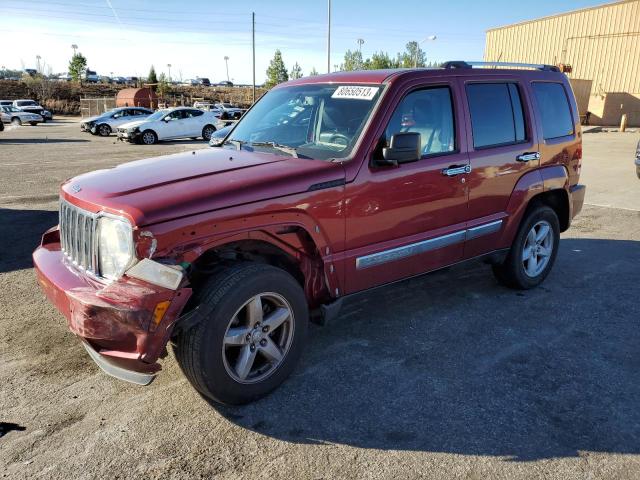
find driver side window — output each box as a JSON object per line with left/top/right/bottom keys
{"left": 384, "top": 87, "right": 455, "bottom": 157}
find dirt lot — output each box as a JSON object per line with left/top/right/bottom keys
{"left": 1, "top": 120, "right": 639, "bottom": 479}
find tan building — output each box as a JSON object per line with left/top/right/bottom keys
{"left": 484, "top": 0, "right": 640, "bottom": 126}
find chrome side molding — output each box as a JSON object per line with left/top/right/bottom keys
{"left": 356, "top": 219, "right": 503, "bottom": 270}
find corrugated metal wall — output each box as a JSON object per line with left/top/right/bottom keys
{"left": 485, "top": 0, "right": 640, "bottom": 94}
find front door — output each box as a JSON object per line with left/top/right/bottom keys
{"left": 343, "top": 81, "right": 470, "bottom": 294}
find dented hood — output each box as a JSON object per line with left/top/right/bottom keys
{"left": 61, "top": 147, "right": 345, "bottom": 226}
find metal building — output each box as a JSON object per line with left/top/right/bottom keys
{"left": 484, "top": 0, "right": 640, "bottom": 125}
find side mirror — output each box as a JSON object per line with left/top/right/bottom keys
{"left": 379, "top": 132, "right": 421, "bottom": 165}
{"left": 163, "top": 117, "right": 171, "bottom": 122}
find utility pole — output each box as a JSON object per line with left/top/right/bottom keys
{"left": 224, "top": 56, "right": 230, "bottom": 82}
{"left": 252, "top": 12, "right": 256, "bottom": 103}
{"left": 357, "top": 38, "right": 364, "bottom": 69}
{"left": 327, "top": 0, "right": 331, "bottom": 73}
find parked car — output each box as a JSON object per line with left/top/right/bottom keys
{"left": 208, "top": 124, "right": 233, "bottom": 146}
{"left": 12, "top": 99, "right": 53, "bottom": 121}
{"left": 215, "top": 102, "right": 243, "bottom": 119}
{"left": 126, "top": 76, "right": 139, "bottom": 85}
{"left": 635, "top": 138, "right": 640, "bottom": 178}
{"left": 217, "top": 80, "right": 233, "bottom": 87}
{"left": 57, "top": 73, "right": 72, "bottom": 82}
{"left": 116, "top": 107, "right": 218, "bottom": 144}
{"left": 80, "top": 107, "right": 153, "bottom": 136}
{"left": 113, "top": 76, "right": 127, "bottom": 84}
{"left": 0, "top": 100, "right": 13, "bottom": 107}
{"left": 196, "top": 77, "right": 211, "bottom": 87}
{"left": 33, "top": 61, "right": 586, "bottom": 405}
{"left": 192, "top": 101, "right": 220, "bottom": 114}
{"left": 1, "top": 105, "right": 43, "bottom": 125}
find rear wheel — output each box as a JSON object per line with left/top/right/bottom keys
{"left": 492, "top": 205, "right": 560, "bottom": 289}
{"left": 174, "top": 263, "right": 308, "bottom": 405}
{"left": 202, "top": 124, "right": 216, "bottom": 141}
{"left": 29, "top": 121, "right": 38, "bottom": 126}
{"left": 11, "top": 117, "right": 21, "bottom": 126}
{"left": 141, "top": 129, "right": 157, "bottom": 145}
{"left": 98, "top": 123, "right": 111, "bottom": 136}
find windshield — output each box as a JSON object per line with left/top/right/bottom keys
{"left": 2, "top": 106, "right": 20, "bottom": 112}
{"left": 225, "top": 83, "right": 383, "bottom": 160}
{"left": 144, "top": 110, "right": 169, "bottom": 121}
{"left": 17, "top": 101, "right": 38, "bottom": 106}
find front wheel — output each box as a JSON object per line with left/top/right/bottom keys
{"left": 202, "top": 124, "right": 216, "bottom": 141}
{"left": 492, "top": 205, "right": 560, "bottom": 289}
{"left": 11, "top": 117, "right": 21, "bottom": 126}
{"left": 174, "top": 263, "right": 308, "bottom": 405}
{"left": 97, "top": 123, "right": 111, "bottom": 136}
{"left": 140, "top": 129, "right": 157, "bottom": 145}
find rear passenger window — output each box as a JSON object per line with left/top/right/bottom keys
{"left": 466, "top": 83, "right": 526, "bottom": 149}
{"left": 384, "top": 86, "right": 456, "bottom": 156}
{"left": 532, "top": 82, "right": 574, "bottom": 140}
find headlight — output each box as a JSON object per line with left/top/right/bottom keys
{"left": 97, "top": 215, "right": 135, "bottom": 280}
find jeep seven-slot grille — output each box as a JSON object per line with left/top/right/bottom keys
{"left": 59, "top": 199, "right": 99, "bottom": 274}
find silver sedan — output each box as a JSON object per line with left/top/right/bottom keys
{"left": 0, "top": 106, "right": 43, "bottom": 125}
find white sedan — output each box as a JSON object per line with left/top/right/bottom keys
{"left": 116, "top": 107, "right": 219, "bottom": 144}
{"left": 80, "top": 107, "right": 153, "bottom": 136}
{"left": 0, "top": 106, "right": 43, "bottom": 126}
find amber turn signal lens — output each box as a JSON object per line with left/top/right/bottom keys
{"left": 152, "top": 301, "right": 171, "bottom": 326}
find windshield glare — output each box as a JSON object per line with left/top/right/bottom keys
{"left": 145, "top": 110, "right": 169, "bottom": 122}
{"left": 226, "top": 84, "right": 383, "bottom": 160}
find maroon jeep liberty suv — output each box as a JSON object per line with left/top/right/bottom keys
{"left": 34, "top": 61, "right": 585, "bottom": 404}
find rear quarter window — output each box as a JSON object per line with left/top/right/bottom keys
{"left": 532, "top": 82, "right": 574, "bottom": 140}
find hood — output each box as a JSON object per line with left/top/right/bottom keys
{"left": 118, "top": 119, "right": 147, "bottom": 129}
{"left": 82, "top": 114, "right": 104, "bottom": 123}
{"left": 61, "top": 148, "right": 345, "bottom": 226}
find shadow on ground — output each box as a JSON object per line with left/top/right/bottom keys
{"left": 0, "top": 138, "right": 90, "bottom": 145}
{"left": 214, "top": 238, "right": 640, "bottom": 461}
{"left": 0, "top": 208, "right": 58, "bottom": 273}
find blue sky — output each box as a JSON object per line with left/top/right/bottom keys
{"left": 0, "top": 0, "right": 611, "bottom": 83}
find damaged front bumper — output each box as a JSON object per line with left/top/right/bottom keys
{"left": 33, "top": 227, "right": 192, "bottom": 385}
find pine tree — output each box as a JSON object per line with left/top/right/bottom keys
{"left": 148, "top": 65, "right": 158, "bottom": 90}
{"left": 309, "top": 67, "right": 319, "bottom": 76}
{"left": 289, "top": 62, "right": 303, "bottom": 80}
{"left": 265, "top": 50, "right": 289, "bottom": 88}
{"left": 68, "top": 53, "right": 87, "bottom": 84}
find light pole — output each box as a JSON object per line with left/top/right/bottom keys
{"left": 357, "top": 38, "right": 364, "bottom": 69}
{"left": 414, "top": 35, "right": 436, "bottom": 68}
{"left": 71, "top": 44, "right": 78, "bottom": 56}
{"left": 36, "top": 55, "right": 41, "bottom": 74}
{"left": 224, "top": 56, "right": 229, "bottom": 81}
{"left": 327, "top": 0, "right": 331, "bottom": 73}
{"left": 167, "top": 63, "right": 172, "bottom": 82}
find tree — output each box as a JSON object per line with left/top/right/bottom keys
{"left": 341, "top": 49, "right": 364, "bottom": 71}
{"left": 365, "top": 51, "right": 399, "bottom": 70}
{"left": 309, "top": 67, "right": 319, "bottom": 76}
{"left": 265, "top": 49, "right": 288, "bottom": 88}
{"left": 289, "top": 62, "right": 303, "bottom": 80}
{"left": 157, "top": 72, "right": 169, "bottom": 98}
{"left": 399, "top": 41, "right": 427, "bottom": 68}
{"left": 147, "top": 65, "right": 158, "bottom": 89}
{"left": 68, "top": 52, "right": 87, "bottom": 84}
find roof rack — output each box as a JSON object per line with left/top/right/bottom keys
{"left": 442, "top": 61, "right": 560, "bottom": 72}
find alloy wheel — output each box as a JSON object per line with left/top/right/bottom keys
{"left": 522, "top": 220, "right": 553, "bottom": 277}
{"left": 221, "top": 292, "right": 294, "bottom": 384}
{"left": 142, "top": 131, "right": 155, "bottom": 144}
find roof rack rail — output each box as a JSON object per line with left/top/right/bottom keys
{"left": 442, "top": 61, "right": 560, "bottom": 72}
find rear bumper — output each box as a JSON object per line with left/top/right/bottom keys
{"left": 569, "top": 184, "right": 586, "bottom": 219}
{"left": 33, "top": 227, "right": 192, "bottom": 384}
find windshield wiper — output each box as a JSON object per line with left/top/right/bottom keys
{"left": 223, "top": 138, "right": 245, "bottom": 150}
{"left": 249, "top": 141, "right": 299, "bottom": 158}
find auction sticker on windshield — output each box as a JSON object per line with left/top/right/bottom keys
{"left": 332, "top": 86, "right": 379, "bottom": 100}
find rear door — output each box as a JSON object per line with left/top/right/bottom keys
{"left": 183, "top": 109, "right": 205, "bottom": 137}
{"left": 460, "top": 77, "right": 540, "bottom": 258}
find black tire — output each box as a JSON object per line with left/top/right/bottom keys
{"left": 140, "top": 129, "right": 157, "bottom": 145}
{"left": 0, "top": 121, "right": 4, "bottom": 132}
{"left": 11, "top": 117, "right": 21, "bottom": 126}
{"left": 29, "top": 121, "right": 38, "bottom": 126}
{"left": 202, "top": 124, "right": 216, "bottom": 141}
{"left": 97, "top": 123, "right": 111, "bottom": 136}
{"left": 492, "top": 205, "right": 560, "bottom": 289}
{"left": 174, "top": 263, "right": 308, "bottom": 405}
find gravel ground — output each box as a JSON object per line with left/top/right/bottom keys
{"left": 1, "top": 120, "right": 639, "bottom": 479}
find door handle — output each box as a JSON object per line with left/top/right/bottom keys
{"left": 516, "top": 152, "right": 541, "bottom": 162}
{"left": 442, "top": 164, "right": 471, "bottom": 176}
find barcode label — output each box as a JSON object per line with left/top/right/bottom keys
{"left": 331, "top": 86, "right": 379, "bottom": 100}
